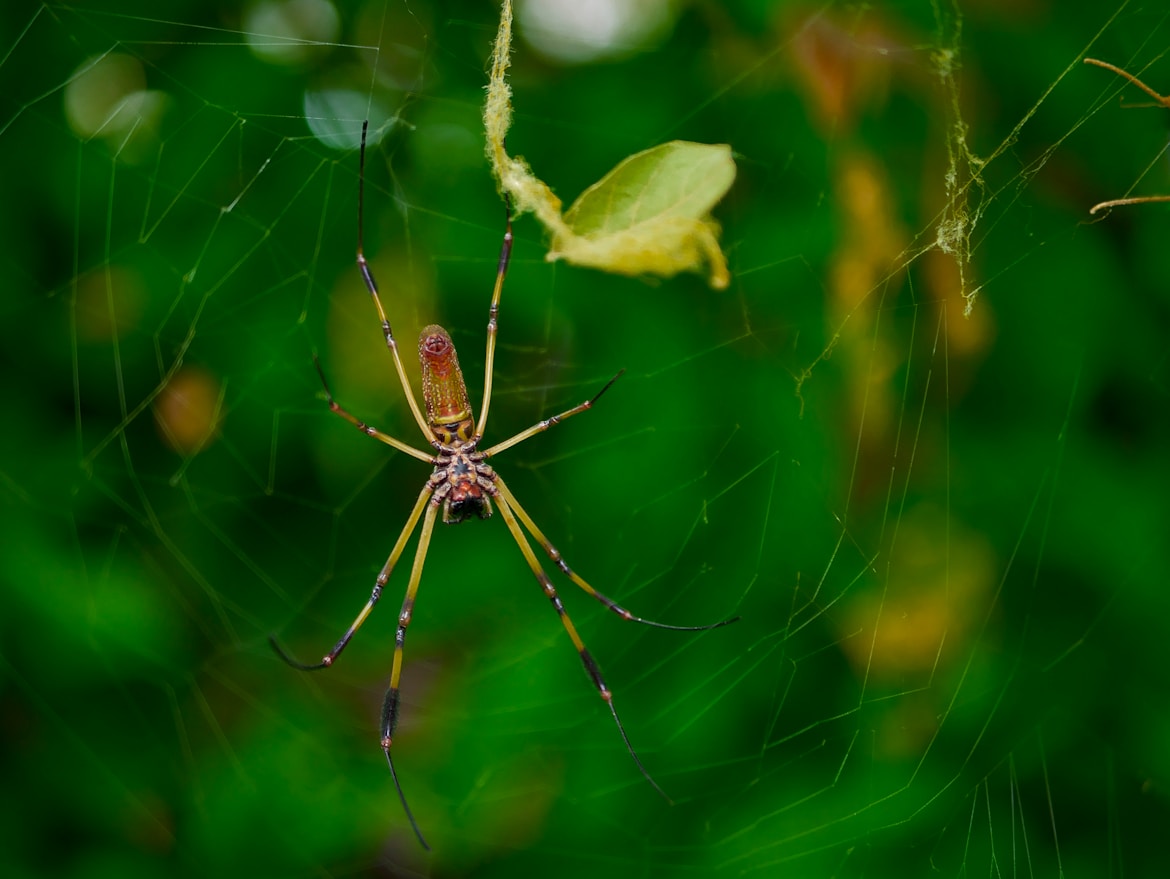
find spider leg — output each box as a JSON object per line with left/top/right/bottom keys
{"left": 481, "top": 369, "right": 625, "bottom": 459}
{"left": 493, "top": 477, "right": 739, "bottom": 631}
{"left": 269, "top": 485, "right": 434, "bottom": 670}
{"left": 474, "top": 199, "right": 514, "bottom": 442}
{"left": 313, "top": 355, "right": 435, "bottom": 464}
{"left": 380, "top": 499, "right": 439, "bottom": 851}
{"left": 356, "top": 120, "right": 438, "bottom": 448}
{"left": 493, "top": 487, "right": 672, "bottom": 804}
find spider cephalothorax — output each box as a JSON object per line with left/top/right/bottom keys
{"left": 429, "top": 445, "right": 495, "bottom": 524}
{"left": 270, "top": 120, "right": 738, "bottom": 851}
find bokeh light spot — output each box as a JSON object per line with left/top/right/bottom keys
{"left": 64, "top": 53, "right": 169, "bottom": 162}
{"left": 518, "top": 0, "right": 674, "bottom": 64}
{"left": 74, "top": 266, "right": 147, "bottom": 343}
{"left": 245, "top": 0, "right": 340, "bottom": 67}
{"left": 154, "top": 365, "right": 224, "bottom": 456}
{"left": 303, "top": 88, "right": 395, "bottom": 150}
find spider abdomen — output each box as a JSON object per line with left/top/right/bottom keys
{"left": 419, "top": 325, "right": 475, "bottom": 445}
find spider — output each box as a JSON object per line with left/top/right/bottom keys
{"left": 271, "top": 121, "right": 739, "bottom": 850}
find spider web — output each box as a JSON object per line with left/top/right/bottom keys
{"left": 2, "top": 0, "right": 1169, "bottom": 876}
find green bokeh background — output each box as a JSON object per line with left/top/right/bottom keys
{"left": 3, "top": 1, "right": 1169, "bottom": 877}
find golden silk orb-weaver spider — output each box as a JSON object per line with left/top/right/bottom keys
{"left": 270, "top": 122, "right": 740, "bottom": 850}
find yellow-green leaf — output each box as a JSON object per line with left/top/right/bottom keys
{"left": 553, "top": 141, "right": 734, "bottom": 289}
{"left": 483, "top": 0, "right": 735, "bottom": 289}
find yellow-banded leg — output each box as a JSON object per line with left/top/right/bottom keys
{"left": 474, "top": 201, "right": 514, "bottom": 442}
{"left": 269, "top": 486, "right": 434, "bottom": 671}
{"left": 493, "top": 478, "right": 739, "bottom": 631}
{"left": 312, "top": 356, "right": 435, "bottom": 464}
{"left": 354, "top": 120, "right": 436, "bottom": 448}
{"left": 482, "top": 369, "right": 625, "bottom": 459}
{"left": 492, "top": 478, "right": 672, "bottom": 803}
{"left": 378, "top": 500, "right": 440, "bottom": 851}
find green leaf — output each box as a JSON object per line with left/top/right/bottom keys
{"left": 552, "top": 141, "right": 735, "bottom": 289}
{"left": 484, "top": 0, "right": 735, "bottom": 288}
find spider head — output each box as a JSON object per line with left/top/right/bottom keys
{"left": 444, "top": 495, "right": 492, "bottom": 525}
{"left": 442, "top": 482, "right": 493, "bottom": 524}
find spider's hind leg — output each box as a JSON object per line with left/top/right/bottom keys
{"left": 491, "top": 480, "right": 674, "bottom": 803}
{"left": 492, "top": 477, "right": 740, "bottom": 632}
